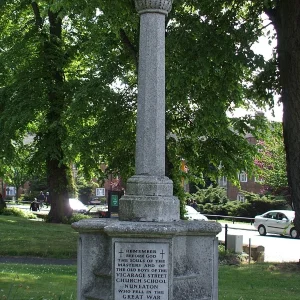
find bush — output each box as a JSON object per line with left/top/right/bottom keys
{"left": 62, "top": 213, "right": 92, "bottom": 224}
{"left": 189, "top": 188, "right": 288, "bottom": 218}
{"left": 188, "top": 185, "right": 229, "bottom": 205}
{"left": 22, "top": 194, "right": 36, "bottom": 203}
{"left": 0, "top": 207, "right": 37, "bottom": 219}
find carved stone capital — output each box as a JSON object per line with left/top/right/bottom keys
{"left": 135, "top": 0, "right": 173, "bottom": 15}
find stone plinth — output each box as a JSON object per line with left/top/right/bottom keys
{"left": 72, "top": 219, "right": 222, "bottom": 300}
{"left": 119, "top": 176, "right": 179, "bottom": 222}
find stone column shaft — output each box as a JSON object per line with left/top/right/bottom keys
{"left": 119, "top": 0, "right": 179, "bottom": 222}
{"left": 136, "top": 13, "right": 166, "bottom": 176}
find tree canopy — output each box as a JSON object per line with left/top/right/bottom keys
{"left": 255, "top": 122, "right": 288, "bottom": 200}
{"left": 1, "top": 1, "right": 297, "bottom": 225}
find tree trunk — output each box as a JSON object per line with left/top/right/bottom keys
{"left": 47, "top": 158, "right": 72, "bottom": 222}
{"left": 44, "top": 9, "right": 72, "bottom": 222}
{"left": 267, "top": 1, "right": 300, "bottom": 233}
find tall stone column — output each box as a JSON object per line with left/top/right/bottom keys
{"left": 72, "top": 2, "right": 222, "bottom": 299}
{"left": 119, "top": 0, "right": 180, "bottom": 222}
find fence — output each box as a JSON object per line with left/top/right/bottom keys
{"left": 205, "top": 214, "right": 254, "bottom": 224}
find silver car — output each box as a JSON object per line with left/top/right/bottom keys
{"left": 69, "top": 198, "right": 88, "bottom": 214}
{"left": 185, "top": 205, "right": 208, "bottom": 221}
{"left": 254, "top": 210, "right": 299, "bottom": 239}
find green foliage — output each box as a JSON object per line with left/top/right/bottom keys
{"left": 0, "top": 0, "right": 281, "bottom": 220}
{"left": 255, "top": 122, "right": 288, "bottom": 196}
{"left": 0, "top": 208, "right": 37, "bottom": 219}
{"left": 21, "top": 194, "right": 36, "bottom": 203}
{"left": 188, "top": 185, "right": 229, "bottom": 205}
{"left": 76, "top": 176, "right": 98, "bottom": 204}
{"left": 62, "top": 213, "right": 92, "bottom": 224}
{"left": 188, "top": 186, "right": 287, "bottom": 217}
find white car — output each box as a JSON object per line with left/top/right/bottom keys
{"left": 69, "top": 198, "right": 88, "bottom": 214}
{"left": 254, "top": 210, "right": 299, "bottom": 238}
{"left": 185, "top": 205, "right": 208, "bottom": 221}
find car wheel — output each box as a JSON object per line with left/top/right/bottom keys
{"left": 290, "top": 228, "right": 299, "bottom": 239}
{"left": 258, "top": 225, "right": 266, "bottom": 236}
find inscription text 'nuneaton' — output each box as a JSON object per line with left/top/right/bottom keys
{"left": 115, "top": 242, "right": 169, "bottom": 300}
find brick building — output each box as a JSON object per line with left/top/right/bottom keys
{"left": 218, "top": 133, "right": 263, "bottom": 201}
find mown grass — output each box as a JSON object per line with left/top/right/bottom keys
{"left": 0, "top": 215, "right": 78, "bottom": 258}
{"left": 1, "top": 262, "right": 300, "bottom": 300}
{"left": 0, "top": 263, "right": 76, "bottom": 300}
{"left": 219, "top": 263, "right": 300, "bottom": 299}
{"left": 1, "top": 214, "right": 300, "bottom": 300}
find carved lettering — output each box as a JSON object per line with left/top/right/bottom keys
{"left": 115, "top": 243, "right": 169, "bottom": 300}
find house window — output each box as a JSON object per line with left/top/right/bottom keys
{"left": 239, "top": 171, "right": 247, "bottom": 182}
{"left": 218, "top": 176, "right": 227, "bottom": 187}
{"left": 237, "top": 194, "right": 245, "bottom": 202}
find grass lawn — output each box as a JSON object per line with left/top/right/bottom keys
{"left": 1, "top": 262, "right": 300, "bottom": 300}
{"left": 0, "top": 215, "right": 78, "bottom": 258}
{"left": 0, "top": 263, "right": 76, "bottom": 300}
{"left": 1, "top": 214, "right": 300, "bottom": 299}
{"left": 219, "top": 263, "right": 300, "bottom": 300}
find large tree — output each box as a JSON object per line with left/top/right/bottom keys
{"left": 0, "top": 1, "right": 138, "bottom": 221}
{"left": 2, "top": 0, "right": 294, "bottom": 225}
{"left": 68, "top": 0, "right": 269, "bottom": 186}
{"left": 0, "top": 1, "right": 75, "bottom": 222}
{"left": 260, "top": 1, "right": 300, "bottom": 232}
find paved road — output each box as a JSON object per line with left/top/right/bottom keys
{"left": 218, "top": 222, "right": 300, "bottom": 262}
{"left": 4, "top": 207, "right": 299, "bottom": 263}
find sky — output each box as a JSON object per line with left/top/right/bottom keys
{"left": 227, "top": 20, "right": 283, "bottom": 122}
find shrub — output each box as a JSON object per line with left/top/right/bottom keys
{"left": 0, "top": 207, "right": 37, "bottom": 219}
{"left": 188, "top": 185, "right": 229, "bottom": 205}
{"left": 1, "top": 207, "right": 27, "bottom": 217}
{"left": 62, "top": 213, "right": 92, "bottom": 224}
{"left": 189, "top": 187, "right": 288, "bottom": 218}
{"left": 22, "top": 194, "right": 36, "bottom": 203}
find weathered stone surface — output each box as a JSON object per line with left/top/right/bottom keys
{"left": 119, "top": 195, "right": 179, "bottom": 222}
{"left": 135, "top": 12, "right": 166, "bottom": 177}
{"left": 72, "top": 219, "right": 222, "bottom": 300}
{"left": 135, "top": 0, "right": 173, "bottom": 14}
{"left": 125, "top": 176, "right": 173, "bottom": 196}
{"left": 119, "top": 7, "right": 180, "bottom": 222}
{"left": 73, "top": 1, "right": 220, "bottom": 299}
{"left": 72, "top": 218, "right": 222, "bottom": 236}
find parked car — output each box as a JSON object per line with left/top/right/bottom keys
{"left": 69, "top": 198, "right": 88, "bottom": 214}
{"left": 254, "top": 210, "right": 299, "bottom": 238}
{"left": 185, "top": 205, "right": 208, "bottom": 221}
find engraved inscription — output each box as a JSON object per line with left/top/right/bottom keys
{"left": 115, "top": 242, "right": 169, "bottom": 300}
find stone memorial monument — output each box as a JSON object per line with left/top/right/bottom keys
{"left": 72, "top": 1, "right": 222, "bottom": 299}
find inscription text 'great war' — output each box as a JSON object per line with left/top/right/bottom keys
{"left": 114, "top": 242, "right": 169, "bottom": 300}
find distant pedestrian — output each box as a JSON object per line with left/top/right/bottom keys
{"left": 45, "top": 192, "right": 51, "bottom": 208}
{"left": 30, "top": 198, "right": 40, "bottom": 211}
{"left": 37, "top": 191, "right": 45, "bottom": 208}
{"left": 192, "top": 200, "right": 198, "bottom": 209}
